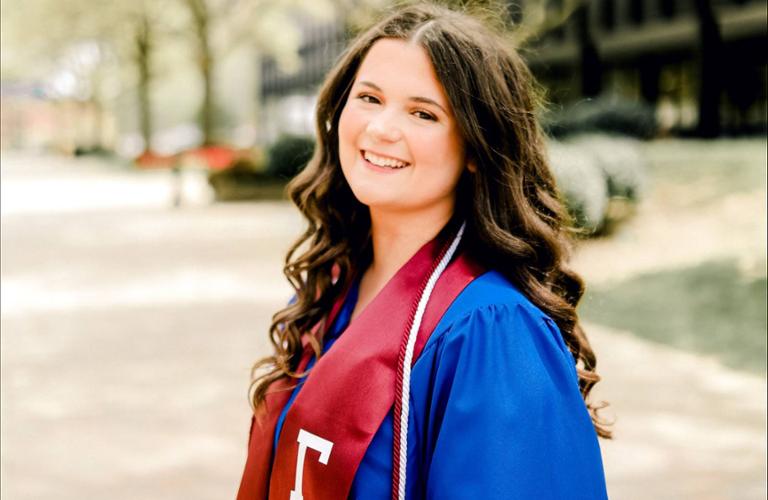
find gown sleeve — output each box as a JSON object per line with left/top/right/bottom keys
{"left": 423, "top": 303, "right": 608, "bottom": 500}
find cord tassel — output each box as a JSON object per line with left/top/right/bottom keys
{"left": 391, "top": 222, "right": 466, "bottom": 500}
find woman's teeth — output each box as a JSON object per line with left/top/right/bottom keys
{"left": 363, "top": 151, "right": 409, "bottom": 169}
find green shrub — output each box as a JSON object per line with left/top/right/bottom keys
{"left": 265, "top": 135, "right": 315, "bottom": 180}
{"left": 207, "top": 156, "right": 263, "bottom": 188}
{"left": 544, "top": 96, "right": 658, "bottom": 140}
{"left": 567, "top": 134, "right": 647, "bottom": 201}
{"left": 547, "top": 140, "right": 609, "bottom": 234}
{"left": 207, "top": 155, "right": 286, "bottom": 201}
{"left": 547, "top": 134, "right": 647, "bottom": 234}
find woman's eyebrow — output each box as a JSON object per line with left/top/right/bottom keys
{"left": 357, "top": 80, "right": 448, "bottom": 115}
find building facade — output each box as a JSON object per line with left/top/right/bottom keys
{"left": 531, "top": 0, "right": 767, "bottom": 135}
{"left": 257, "top": 0, "right": 767, "bottom": 142}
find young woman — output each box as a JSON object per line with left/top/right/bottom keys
{"left": 238, "top": 3, "right": 610, "bottom": 499}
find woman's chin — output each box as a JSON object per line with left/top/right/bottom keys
{"left": 351, "top": 193, "right": 399, "bottom": 210}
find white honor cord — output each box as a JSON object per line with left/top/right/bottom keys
{"left": 396, "top": 222, "right": 466, "bottom": 500}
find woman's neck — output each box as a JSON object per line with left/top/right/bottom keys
{"left": 369, "top": 213, "right": 450, "bottom": 281}
{"left": 350, "top": 205, "right": 454, "bottom": 322}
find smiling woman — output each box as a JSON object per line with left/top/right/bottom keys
{"left": 238, "top": 3, "right": 610, "bottom": 500}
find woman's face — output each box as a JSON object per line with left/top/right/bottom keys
{"left": 337, "top": 38, "right": 469, "bottom": 218}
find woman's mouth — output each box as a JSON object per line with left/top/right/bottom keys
{"left": 361, "top": 150, "right": 411, "bottom": 172}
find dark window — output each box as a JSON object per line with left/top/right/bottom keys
{"left": 629, "top": 0, "right": 645, "bottom": 24}
{"left": 659, "top": 0, "right": 676, "bottom": 18}
{"left": 711, "top": 0, "right": 748, "bottom": 5}
{"left": 600, "top": 0, "right": 616, "bottom": 30}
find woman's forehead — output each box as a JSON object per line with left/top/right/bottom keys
{"left": 353, "top": 38, "right": 450, "bottom": 109}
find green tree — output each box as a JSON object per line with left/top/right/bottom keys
{"left": 1, "top": 0, "right": 182, "bottom": 154}
{"left": 177, "top": 0, "right": 334, "bottom": 145}
{"left": 335, "top": 0, "right": 585, "bottom": 47}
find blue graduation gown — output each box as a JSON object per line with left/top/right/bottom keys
{"left": 275, "top": 270, "right": 608, "bottom": 499}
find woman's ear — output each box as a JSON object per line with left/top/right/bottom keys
{"left": 467, "top": 160, "right": 477, "bottom": 174}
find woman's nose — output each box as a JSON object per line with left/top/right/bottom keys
{"left": 365, "top": 112, "right": 402, "bottom": 142}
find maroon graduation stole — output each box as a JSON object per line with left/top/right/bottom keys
{"left": 237, "top": 226, "right": 484, "bottom": 500}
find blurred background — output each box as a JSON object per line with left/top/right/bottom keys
{"left": 1, "top": 0, "right": 765, "bottom": 499}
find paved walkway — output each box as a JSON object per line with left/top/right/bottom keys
{"left": 1, "top": 153, "right": 765, "bottom": 499}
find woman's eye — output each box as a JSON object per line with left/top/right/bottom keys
{"left": 414, "top": 110, "right": 437, "bottom": 121}
{"left": 358, "top": 94, "right": 380, "bottom": 104}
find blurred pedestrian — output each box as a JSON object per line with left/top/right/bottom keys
{"left": 238, "top": 3, "right": 609, "bottom": 499}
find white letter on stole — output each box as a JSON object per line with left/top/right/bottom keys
{"left": 290, "top": 429, "right": 334, "bottom": 500}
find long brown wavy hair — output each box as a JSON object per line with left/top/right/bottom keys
{"left": 250, "top": 2, "right": 611, "bottom": 438}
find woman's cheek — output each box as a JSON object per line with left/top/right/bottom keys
{"left": 337, "top": 110, "right": 357, "bottom": 169}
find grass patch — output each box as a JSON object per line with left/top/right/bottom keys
{"left": 580, "top": 258, "right": 767, "bottom": 374}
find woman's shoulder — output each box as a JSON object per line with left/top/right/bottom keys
{"left": 441, "top": 269, "right": 539, "bottom": 318}
{"left": 424, "top": 269, "right": 573, "bottom": 368}
{"left": 434, "top": 269, "right": 562, "bottom": 339}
